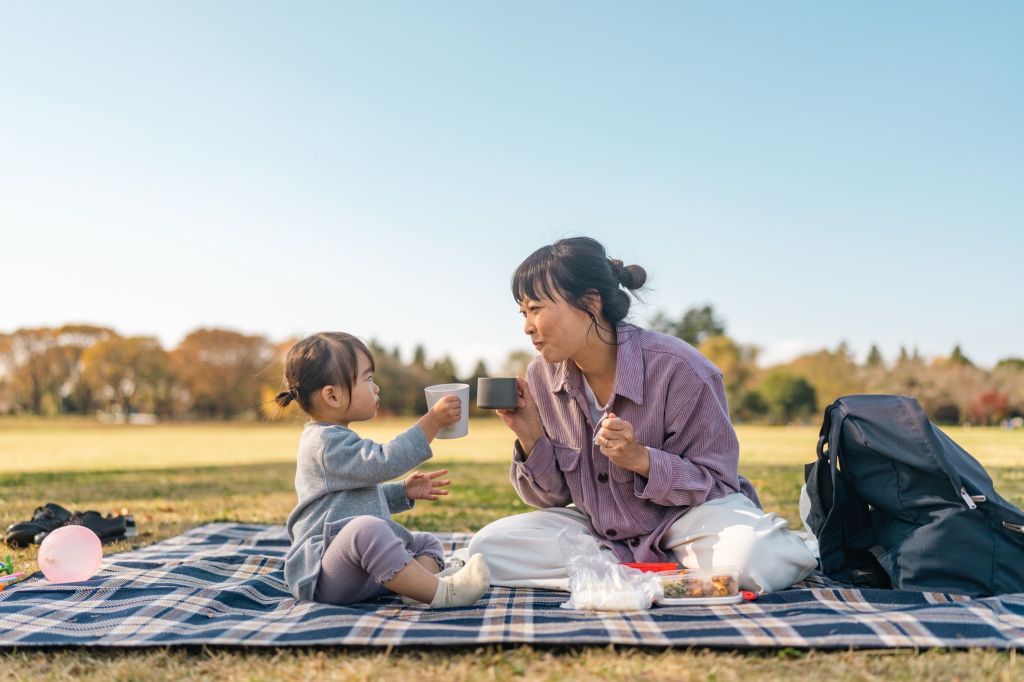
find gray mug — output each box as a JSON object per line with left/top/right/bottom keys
{"left": 476, "top": 377, "right": 519, "bottom": 410}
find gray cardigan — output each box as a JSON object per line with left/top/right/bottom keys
{"left": 284, "top": 420, "right": 432, "bottom": 601}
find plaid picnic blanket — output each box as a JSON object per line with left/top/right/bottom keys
{"left": 2, "top": 523, "right": 1023, "bottom": 649}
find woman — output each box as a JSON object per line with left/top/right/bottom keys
{"left": 467, "top": 236, "right": 816, "bottom": 592}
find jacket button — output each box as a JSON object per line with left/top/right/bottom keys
{"left": 597, "top": 472, "right": 609, "bottom": 483}
{"left": 606, "top": 529, "right": 617, "bottom": 537}
{"left": 629, "top": 537, "right": 640, "bottom": 547}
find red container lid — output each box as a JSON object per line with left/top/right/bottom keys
{"left": 621, "top": 562, "right": 679, "bottom": 572}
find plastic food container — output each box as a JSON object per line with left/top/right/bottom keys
{"left": 655, "top": 566, "right": 742, "bottom": 606}
{"left": 621, "top": 562, "right": 679, "bottom": 573}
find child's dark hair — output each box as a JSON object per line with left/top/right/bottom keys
{"left": 274, "top": 332, "right": 375, "bottom": 413}
{"left": 512, "top": 236, "right": 647, "bottom": 330}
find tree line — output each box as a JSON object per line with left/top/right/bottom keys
{"left": 650, "top": 305, "right": 1024, "bottom": 425}
{"left": 1, "top": 310, "right": 1021, "bottom": 426}
{"left": 0, "top": 325, "right": 526, "bottom": 422}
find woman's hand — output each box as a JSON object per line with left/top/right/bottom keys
{"left": 496, "top": 376, "right": 544, "bottom": 456}
{"left": 404, "top": 469, "right": 451, "bottom": 501}
{"left": 596, "top": 412, "right": 650, "bottom": 477}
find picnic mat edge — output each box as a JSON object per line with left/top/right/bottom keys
{"left": 2, "top": 522, "right": 1023, "bottom": 650}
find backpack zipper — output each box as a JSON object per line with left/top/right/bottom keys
{"left": 960, "top": 487, "right": 977, "bottom": 509}
{"left": 1003, "top": 521, "right": 1024, "bottom": 534}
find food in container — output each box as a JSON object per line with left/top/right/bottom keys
{"left": 655, "top": 566, "right": 742, "bottom": 605}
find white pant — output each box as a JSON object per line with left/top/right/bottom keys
{"left": 467, "top": 493, "right": 818, "bottom": 593}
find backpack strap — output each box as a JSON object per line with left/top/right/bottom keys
{"left": 817, "top": 398, "right": 839, "bottom": 460}
{"left": 806, "top": 399, "right": 857, "bottom": 577}
{"left": 804, "top": 401, "right": 841, "bottom": 538}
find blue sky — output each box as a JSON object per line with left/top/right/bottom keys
{"left": 2, "top": 2, "right": 1021, "bottom": 374}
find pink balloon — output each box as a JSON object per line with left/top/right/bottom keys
{"left": 37, "top": 525, "right": 103, "bottom": 583}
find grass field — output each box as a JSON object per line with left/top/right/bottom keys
{"left": 2, "top": 418, "right": 1022, "bottom": 680}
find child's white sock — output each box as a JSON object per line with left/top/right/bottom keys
{"left": 429, "top": 553, "right": 490, "bottom": 608}
{"left": 399, "top": 557, "right": 466, "bottom": 605}
{"left": 436, "top": 561, "right": 463, "bottom": 578}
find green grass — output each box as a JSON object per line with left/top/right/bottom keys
{"left": 5, "top": 418, "right": 1021, "bottom": 472}
{"left": 1, "top": 418, "right": 1022, "bottom": 680}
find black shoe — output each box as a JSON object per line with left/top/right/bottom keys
{"left": 62, "top": 511, "right": 128, "bottom": 544}
{"left": 5, "top": 503, "right": 73, "bottom": 547}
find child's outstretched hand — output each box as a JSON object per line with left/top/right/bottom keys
{"left": 405, "top": 469, "right": 451, "bottom": 501}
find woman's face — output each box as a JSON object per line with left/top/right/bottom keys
{"left": 519, "top": 292, "right": 596, "bottom": 364}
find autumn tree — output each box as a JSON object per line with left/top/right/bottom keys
{"left": 778, "top": 344, "right": 863, "bottom": 411}
{"left": 929, "top": 350, "right": 987, "bottom": 425}
{"left": 991, "top": 359, "right": 1024, "bottom": 419}
{"left": 970, "top": 390, "right": 1011, "bottom": 425}
{"left": 0, "top": 328, "right": 77, "bottom": 414}
{"left": 80, "top": 336, "right": 176, "bottom": 417}
{"left": 58, "top": 324, "right": 118, "bottom": 413}
{"left": 697, "top": 335, "right": 759, "bottom": 418}
{"left": 171, "top": 328, "right": 274, "bottom": 419}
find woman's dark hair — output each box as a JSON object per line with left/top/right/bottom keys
{"left": 274, "top": 332, "right": 375, "bottom": 413}
{"left": 512, "top": 236, "right": 647, "bottom": 333}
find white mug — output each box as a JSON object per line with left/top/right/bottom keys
{"left": 424, "top": 383, "right": 470, "bottom": 439}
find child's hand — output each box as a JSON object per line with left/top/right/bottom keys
{"left": 405, "top": 469, "right": 451, "bottom": 501}
{"left": 428, "top": 395, "right": 462, "bottom": 428}
{"left": 416, "top": 395, "right": 462, "bottom": 441}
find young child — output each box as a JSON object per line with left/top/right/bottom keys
{"left": 276, "top": 332, "right": 490, "bottom": 608}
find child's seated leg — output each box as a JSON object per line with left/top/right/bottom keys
{"left": 314, "top": 515, "right": 419, "bottom": 605}
{"left": 315, "top": 515, "right": 490, "bottom": 607}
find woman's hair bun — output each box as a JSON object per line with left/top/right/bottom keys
{"left": 608, "top": 258, "right": 647, "bottom": 290}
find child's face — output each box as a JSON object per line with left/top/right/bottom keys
{"left": 315, "top": 351, "right": 380, "bottom": 425}
{"left": 342, "top": 351, "right": 380, "bottom": 423}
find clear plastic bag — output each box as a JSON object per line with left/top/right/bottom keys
{"left": 557, "top": 526, "right": 663, "bottom": 611}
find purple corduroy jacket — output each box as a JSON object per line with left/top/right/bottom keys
{"left": 511, "top": 323, "right": 761, "bottom": 562}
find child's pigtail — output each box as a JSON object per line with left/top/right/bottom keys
{"left": 275, "top": 387, "right": 299, "bottom": 408}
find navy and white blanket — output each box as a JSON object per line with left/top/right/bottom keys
{"left": 2, "top": 523, "right": 1023, "bottom": 649}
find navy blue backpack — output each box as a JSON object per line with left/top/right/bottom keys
{"left": 804, "top": 394, "right": 1024, "bottom": 597}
